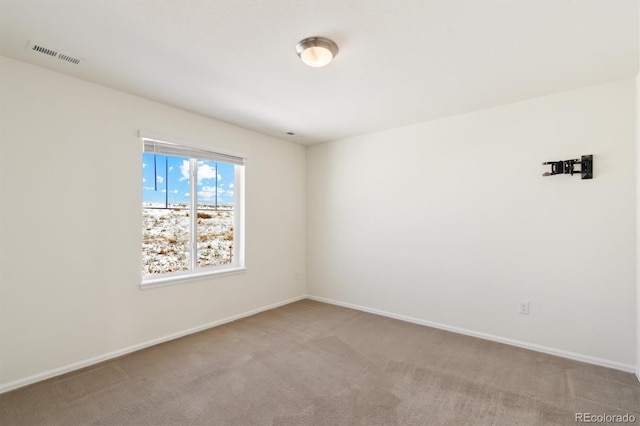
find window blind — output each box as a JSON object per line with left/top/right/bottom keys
{"left": 140, "top": 131, "right": 245, "bottom": 166}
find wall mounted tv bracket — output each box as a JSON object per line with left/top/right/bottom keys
{"left": 542, "top": 155, "right": 593, "bottom": 179}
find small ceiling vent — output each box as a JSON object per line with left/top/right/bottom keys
{"left": 28, "top": 41, "right": 84, "bottom": 65}
{"left": 58, "top": 54, "right": 81, "bottom": 65}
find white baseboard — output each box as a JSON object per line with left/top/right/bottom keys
{"left": 306, "top": 295, "right": 636, "bottom": 374}
{"left": 3, "top": 294, "right": 635, "bottom": 394}
{"left": 0, "top": 295, "right": 306, "bottom": 394}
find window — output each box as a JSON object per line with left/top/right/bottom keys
{"left": 140, "top": 132, "right": 245, "bottom": 285}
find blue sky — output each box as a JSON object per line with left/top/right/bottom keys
{"left": 142, "top": 153, "right": 235, "bottom": 207}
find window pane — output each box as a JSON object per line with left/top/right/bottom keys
{"left": 142, "top": 154, "right": 191, "bottom": 275}
{"left": 196, "top": 160, "right": 234, "bottom": 267}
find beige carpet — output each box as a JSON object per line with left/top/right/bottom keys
{"left": 1, "top": 299, "right": 638, "bottom": 425}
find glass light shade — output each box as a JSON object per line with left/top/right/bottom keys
{"left": 300, "top": 46, "right": 334, "bottom": 67}
{"left": 296, "top": 37, "right": 339, "bottom": 68}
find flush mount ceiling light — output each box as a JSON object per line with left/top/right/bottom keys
{"left": 295, "top": 37, "right": 339, "bottom": 68}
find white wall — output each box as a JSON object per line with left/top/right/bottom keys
{"left": 636, "top": 72, "right": 640, "bottom": 381}
{"left": 0, "top": 56, "right": 307, "bottom": 389}
{"left": 636, "top": 6, "right": 640, "bottom": 382}
{"left": 636, "top": 5, "right": 640, "bottom": 384}
{"left": 308, "top": 79, "right": 636, "bottom": 368}
{"left": 0, "top": 55, "right": 636, "bottom": 390}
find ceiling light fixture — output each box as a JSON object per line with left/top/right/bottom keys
{"left": 296, "top": 37, "right": 339, "bottom": 68}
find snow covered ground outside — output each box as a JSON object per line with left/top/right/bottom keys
{"left": 142, "top": 207, "right": 234, "bottom": 275}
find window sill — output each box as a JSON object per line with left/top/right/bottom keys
{"left": 140, "top": 266, "right": 247, "bottom": 290}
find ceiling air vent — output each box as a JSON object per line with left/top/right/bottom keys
{"left": 28, "top": 41, "right": 84, "bottom": 65}
{"left": 58, "top": 54, "right": 81, "bottom": 65}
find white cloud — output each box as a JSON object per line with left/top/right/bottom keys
{"left": 169, "top": 166, "right": 174, "bottom": 172}
{"left": 197, "top": 163, "right": 221, "bottom": 184}
{"left": 143, "top": 162, "right": 147, "bottom": 168}
{"left": 198, "top": 185, "right": 226, "bottom": 202}
{"left": 178, "top": 161, "right": 221, "bottom": 184}
{"left": 197, "top": 191, "right": 214, "bottom": 201}
{"left": 229, "top": 183, "right": 234, "bottom": 189}
{"left": 142, "top": 177, "right": 146, "bottom": 183}
{"left": 143, "top": 186, "right": 156, "bottom": 191}
{"left": 156, "top": 175, "right": 164, "bottom": 184}
{"left": 179, "top": 160, "right": 190, "bottom": 181}
{"left": 172, "top": 189, "right": 179, "bottom": 194}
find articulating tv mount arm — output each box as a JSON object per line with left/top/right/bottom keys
{"left": 542, "top": 155, "right": 593, "bottom": 179}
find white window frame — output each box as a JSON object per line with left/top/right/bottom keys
{"left": 140, "top": 131, "right": 246, "bottom": 288}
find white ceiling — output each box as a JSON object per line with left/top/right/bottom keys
{"left": 0, "top": 0, "right": 637, "bottom": 145}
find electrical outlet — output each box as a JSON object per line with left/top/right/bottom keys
{"left": 519, "top": 301, "right": 529, "bottom": 315}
